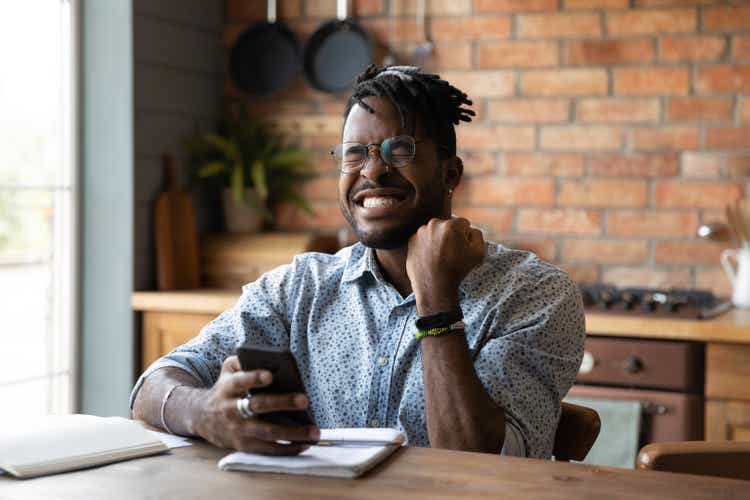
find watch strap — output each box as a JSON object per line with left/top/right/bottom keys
{"left": 415, "top": 308, "right": 463, "bottom": 330}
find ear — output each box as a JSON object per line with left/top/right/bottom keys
{"left": 443, "top": 156, "right": 463, "bottom": 191}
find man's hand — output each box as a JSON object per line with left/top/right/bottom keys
{"left": 193, "top": 355, "right": 320, "bottom": 455}
{"left": 406, "top": 218, "right": 485, "bottom": 316}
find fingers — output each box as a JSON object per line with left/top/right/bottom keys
{"left": 222, "top": 355, "right": 242, "bottom": 373}
{"left": 234, "top": 439, "right": 310, "bottom": 456}
{"left": 249, "top": 392, "right": 309, "bottom": 415}
{"left": 248, "top": 419, "right": 320, "bottom": 443}
{"left": 220, "top": 369, "right": 273, "bottom": 397}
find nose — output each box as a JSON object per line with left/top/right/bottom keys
{"left": 359, "top": 148, "right": 389, "bottom": 182}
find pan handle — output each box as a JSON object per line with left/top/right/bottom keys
{"left": 267, "top": 0, "right": 276, "bottom": 23}
{"left": 338, "top": 0, "right": 347, "bottom": 21}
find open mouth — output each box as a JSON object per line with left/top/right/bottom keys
{"left": 352, "top": 188, "right": 410, "bottom": 211}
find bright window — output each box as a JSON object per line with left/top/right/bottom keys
{"left": 0, "top": 0, "right": 77, "bottom": 416}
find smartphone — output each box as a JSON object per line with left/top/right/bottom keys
{"left": 236, "top": 343, "right": 314, "bottom": 426}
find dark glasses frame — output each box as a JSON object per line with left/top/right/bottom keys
{"left": 330, "top": 135, "right": 432, "bottom": 174}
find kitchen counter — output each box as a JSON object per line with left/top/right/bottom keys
{"left": 132, "top": 289, "right": 750, "bottom": 345}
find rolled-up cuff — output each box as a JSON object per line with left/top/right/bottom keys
{"left": 500, "top": 421, "right": 527, "bottom": 457}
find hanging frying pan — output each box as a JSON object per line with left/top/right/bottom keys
{"left": 229, "top": 0, "right": 301, "bottom": 96}
{"left": 303, "top": 0, "right": 373, "bottom": 93}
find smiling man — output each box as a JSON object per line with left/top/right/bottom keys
{"left": 131, "top": 65, "right": 585, "bottom": 459}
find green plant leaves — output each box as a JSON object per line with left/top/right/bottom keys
{"left": 250, "top": 160, "right": 268, "bottom": 201}
{"left": 204, "top": 133, "right": 240, "bottom": 163}
{"left": 196, "top": 161, "right": 226, "bottom": 178}
{"left": 231, "top": 162, "right": 244, "bottom": 203}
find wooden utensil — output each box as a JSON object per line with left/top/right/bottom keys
{"left": 154, "top": 154, "right": 201, "bottom": 290}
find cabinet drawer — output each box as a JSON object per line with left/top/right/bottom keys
{"left": 141, "top": 311, "right": 216, "bottom": 370}
{"left": 577, "top": 337, "right": 704, "bottom": 392}
{"left": 706, "top": 343, "right": 750, "bottom": 401}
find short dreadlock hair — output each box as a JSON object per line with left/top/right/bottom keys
{"left": 344, "top": 65, "right": 475, "bottom": 159}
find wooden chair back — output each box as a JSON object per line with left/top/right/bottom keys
{"left": 553, "top": 402, "right": 601, "bottom": 462}
{"left": 637, "top": 441, "right": 750, "bottom": 481}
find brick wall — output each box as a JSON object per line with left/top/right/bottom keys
{"left": 224, "top": 0, "right": 750, "bottom": 295}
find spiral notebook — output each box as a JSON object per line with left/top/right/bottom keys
{"left": 218, "top": 428, "right": 405, "bottom": 478}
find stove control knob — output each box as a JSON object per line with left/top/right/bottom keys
{"left": 579, "top": 350, "right": 595, "bottom": 375}
{"left": 624, "top": 355, "right": 644, "bottom": 374}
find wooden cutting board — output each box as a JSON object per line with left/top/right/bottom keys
{"left": 154, "top": 154, "right": 201, "bottom": 290}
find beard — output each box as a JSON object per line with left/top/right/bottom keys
{"left": 340, "top": 179, "right": 447, "bottom": 250}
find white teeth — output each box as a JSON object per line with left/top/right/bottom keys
{"left": 362, "top": 196, "right": 400, "bottom": 208}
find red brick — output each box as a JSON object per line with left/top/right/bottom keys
{"left": 695, "top": 65, "right": 750, "bottom": 94}
{"left": 660, "top": 36, "right": 726, "bottom": 62}
{"left": 566, "top": 39, "right": 655, "bottom": 66}
{"left": 456, "top": 126, "right": 536, "bottom": 151}
{"left": 562, "top": 239, "right": 648, "bottom": 264}
{"left": 284, "top": 20, "right": 323, "bottom": 41}
{"left": 742, "top": 97, "right": 750, "bottom": 122}
{"left": 479, "top": 41, "right": 558, "bottom": 68}
{"left": 487, "top": 99, "right": 570, "bottom": 123}
{"left": 703, "top": 6, "right": 750, "bottom": 32}
{"left": 431, "top": 16, "right": 512, "bottom": 41}
{"left": 655, "top": 181, "right": 744, "bottom": 208}
{"left": 431, "top": 42, "right": 473, "bottom": 70}
{"left": 301, "top": 175, "right": 339, "bottom": 201}
{"left": 363, "top": 19, "right": 423, "bottom": 42}
{"left": 454, "top": 176, "right": 554, "bottom": 205}
{"left": 589, "top": 154, "right": 679, "bottom": 177}
{"left": 577, "top": 98, "right": 660, "bottom": 124}
{"left": 517, "top": 12, "right": 602, "bottom": 38}
{"left": 474, "top": 0, "right": 560, "bottom": 13}
{"left": 391, "top": 0, "right": 470, "bottom": 15}
{"left": 274, "top": 201, "right": 344, "bottom": 231}
{"left": 735, "top": 36, "right": 750, "bottom": 62}
{"left": 504, "top": 153, "right": 584, "bottom": 176}
{"left": 541, "top": 126, "right": 624, "bottom": 151}
{"left": 727, "top": 154, "right": 750, "bottom": 178}
{"left": 607, "top": 9, "right": 697, "bottom": 36}
{"left": 667, "top": 97, "right": 734, "bottom": 122}
{"left": 681, "top": 153, "right": 723, "bottom": 178}
{"left": 559, "top": 264, "right": 600, "bottom": 284}
{"left": 696, "top": 266, "right": 732, "bottom": 298}
{"left": 567, "top": 0, "right": 628, "bottom": 9}
{"left": 636, "top": 0, "right": 720, "bottom": 5}
{"left": 245, "top": 98, "right": 318, "bottom": 117}
{"left": 451, "top": 206, "right": 514, "bottom": 232}
{"left": 440, "top": 71, "right": 515, "bottom": 98}
{"left": 559, "top": 179, "right": 648, "bottom": 207}
{"left": 518, "top": 208, "right": 602, "bottom": 235}
{"left": 522, "top": 69, "right": 608, "bottom": 96}
{"left": 633, "top": 126, "right": 700, "bottom": 151}
{"left": 608, "top": 210, "right": 698, "bottom": 237}
{"left": 614, "top": 67, "right": 689, "bottom": 96}
{"left": 602, "top": 267, "right": 692, "bottom": 289}
{"left": 458, "top": 151, "right": 498, "bottom": 175}
{"left": 705, "top": 126, "right": 750, "bottom": 149}
{"left": 495, "top": 236, "right": 557, "bottom": 261}
{"left": 655, "top": 241, "right": 725, "bottom": 265}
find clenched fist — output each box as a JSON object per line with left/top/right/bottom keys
{"left": 406, "top": 218, "right": 485, "bottom": 316}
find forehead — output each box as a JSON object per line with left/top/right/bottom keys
{"left": 342, "top": 96, "right": 425, "bottom": 142}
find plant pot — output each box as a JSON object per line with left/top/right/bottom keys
{"left": 222, "top": 188, "right": 264, "bottom": 233}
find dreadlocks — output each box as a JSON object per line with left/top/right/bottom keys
{"left": 344, "top": 65, "right": 475, "bottom": 158}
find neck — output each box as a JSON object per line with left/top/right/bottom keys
{"left": 374, "top": 246, "right": 412, "bottom": 298}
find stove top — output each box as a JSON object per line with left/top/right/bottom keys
{"left": 579, "top": 284, "right": 732, "bottom": 319}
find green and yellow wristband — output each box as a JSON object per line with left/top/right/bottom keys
{"left": 415, "top": 321, "right": 466, "bottom": 340}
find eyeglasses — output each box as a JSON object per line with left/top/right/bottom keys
{"left": 330, "top": 135, "right": 425, "bottom": 174}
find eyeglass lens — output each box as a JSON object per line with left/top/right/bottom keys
{"left": 333, "top": 135, "right": 416, "bottom": 172}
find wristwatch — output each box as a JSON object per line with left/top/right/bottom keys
{"left": 415, "top": 308, "right": 463, "bottom": 330}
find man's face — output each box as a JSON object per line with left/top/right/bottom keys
{"left": 338, "top": 97, "right": 449, "bottom": 250}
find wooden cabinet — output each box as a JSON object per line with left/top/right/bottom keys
{"left": 705, "top": 400, "right": 750, "bottom": 441}
{"left": 141, "top": 311, "right": 217, "bottom": 370}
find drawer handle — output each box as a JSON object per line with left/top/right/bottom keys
{"left": 623, "top": 355, "right": 644, "bottom": 374}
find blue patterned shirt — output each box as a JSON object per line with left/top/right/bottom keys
{"left": 130, "top": 242, "right": 585, "bottom": 458}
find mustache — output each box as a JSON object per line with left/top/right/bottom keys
{"left": 349, "top": 180, "right": 411, "bottom": 199}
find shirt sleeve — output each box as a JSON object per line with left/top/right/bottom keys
{"left": 473, "top": 270, "right": 585, "bottom": 459}
{"left": 129, "top": 260, "right": 301, "bottom": 410}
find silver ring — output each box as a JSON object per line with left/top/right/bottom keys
{"left": 237, "top": 395, "right": 254, "bottom": 419}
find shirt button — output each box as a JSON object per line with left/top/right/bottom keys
{"left": 377, "top": 356, "right": 388, "bottom": 366}
{"left": 371, "top": 419, "right": 380, "bottom": 428}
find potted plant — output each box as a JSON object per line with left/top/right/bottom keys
{"left": 185, "top": 109, "right": 315, "bottom": 233}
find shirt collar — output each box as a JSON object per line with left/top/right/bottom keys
{"left": 341, "top": 242, "right": 470, "bottom": 299}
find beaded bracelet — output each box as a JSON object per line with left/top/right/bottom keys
{"left": 160, "top": 384, "right": 187, "bottom": 435}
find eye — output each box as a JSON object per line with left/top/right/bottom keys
{"left": 342, "top": 143, "right": 365, "bottom": 164}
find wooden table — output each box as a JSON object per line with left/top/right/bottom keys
{"left": 2, "top": 441, "right": 748, "bottom": 499}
